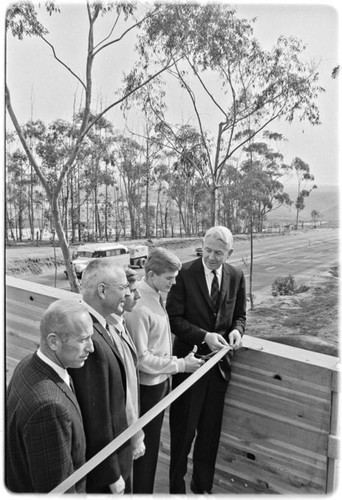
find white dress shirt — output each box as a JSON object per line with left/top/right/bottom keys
{"left": 37, "top": 348, "right": 72, "bottom": 388}
{"left": 202, "top": 261, "right": 223, "bottom": 295}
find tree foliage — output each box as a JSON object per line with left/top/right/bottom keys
{"left": 134, "top": 3, "right": 324, "bottom": 224}
{"left": 6, "top": 2, "right": 326, "bottom": 297}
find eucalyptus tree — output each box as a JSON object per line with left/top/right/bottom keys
{"left": 291, "top": 156, "right": 317, "bottom": 228}
{"left": 114, "top": 134, "right": 145, "bottom": 239}
{"left": 311, "top": 209, "right": 320, "bottom": 226}
{"left": 6, "top": 149, "right": 31, "bottom": 241}
{"left": 6, "top": 1, "right": 182, "bottom": 292}
{"left": 216, "top": 162, "right": 242, "bottom": 233}
{"left": 136, "top": 3, "right": 324, "bottom": 225}
{"left": 157, "top": 123, "right": 208, "bottom": 236}
{"left": 240, "top": 132, "right": 291, "bottom": 232}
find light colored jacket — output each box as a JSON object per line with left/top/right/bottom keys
{"left": 125, "top": 279, "right": 185, "bottom": 386}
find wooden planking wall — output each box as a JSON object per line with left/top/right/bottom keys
{"left": 216, "top": 341, "right": 337, "bottom": 494}
{"left": 159, "top": 339, "right": 339, "bottom": 494}
{"left": 5, "top": 276, "right": 340, "bottom": 494}
{"left": 5, "top": 277, "right": 83, "bottom": 382}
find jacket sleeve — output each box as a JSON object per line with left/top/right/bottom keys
{"left": 23, "top": 403, "right": 78, "bottom": 493}
{"left": 70, "top": 337, "right": 123, "bottom": 488}
{"left": 166, "top": 269, "right": 208, "bottom": 346}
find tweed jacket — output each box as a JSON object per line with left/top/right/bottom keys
{"left": 6, "top": 353, "right": 86, "bottom": 493}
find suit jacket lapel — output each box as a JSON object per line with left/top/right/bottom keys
{"left": 92, "top": 319, "right": 128, "bottom": 401}
{"left": 56, "top": 377, "right": 84, "bottom": 418}
{"left": 195, "top": 260, "right": 214, "bottom": 310}
{"left": 219, "top": 263, "right": 230, "bottom": 309}
{"left": 93, "top": 320, "right": 123, "bottom": 360}
{"left": 33, "top": 353, "right": 83, "bottom": 418}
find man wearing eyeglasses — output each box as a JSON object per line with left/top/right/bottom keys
{"left": 69, "top": 259, "right": 133, "bottom": 494}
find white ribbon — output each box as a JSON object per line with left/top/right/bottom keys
{"left": 49, "top": 346, "right": 231, "bottom": 494}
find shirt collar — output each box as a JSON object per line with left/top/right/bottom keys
{"left": 37, "top": 348, "right": 70, "bottom": 386}
{"left": 202, "top": 260, "right": 223, "bottom": 279}
{"left": 107, "top": 313, "right": 125, "bottom": 330}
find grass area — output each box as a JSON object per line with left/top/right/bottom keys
{"left": 246, "top": 266, "right": 339, "bottom": 355}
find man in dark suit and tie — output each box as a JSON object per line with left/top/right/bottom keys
{"left": 166, "top": 225, "right": 246, "bottom": 494}
{"left": 6, "top": 299, "right": 94, "bottom": 493}
{"left": 69, "top": 260, "right": 133, "bottom": 494}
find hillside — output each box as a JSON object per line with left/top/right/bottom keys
{"left": 266, "top": 184, "right": 339, "bottom": 225}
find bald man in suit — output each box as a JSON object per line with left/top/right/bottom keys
{"left": 166, "top": 226, "right": 246, "bottom": 494}
{"left": 6, "top": 299, "right": 94, "bottom": 493}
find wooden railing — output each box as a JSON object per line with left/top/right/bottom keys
{"left": 5, "top": 276, "right": 340, "bottom": 494}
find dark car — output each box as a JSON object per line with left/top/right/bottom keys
{"left": 195, "top": 245, "right": 203, "bottom": 256}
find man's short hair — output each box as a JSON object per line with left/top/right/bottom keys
{"left": 81, "top": 259, "right": 123, "bottom": 289}
{"left": 144, "top": 247, "right": 181, "bottom": 275}
{"left": 40, "top": 299, "right": 88, "bottom": 342}
{"left": 204, "top": 226, "right": 234, "bottom": 250}
{"left": 125, "top": 267, "right": 139, "bottom": 283}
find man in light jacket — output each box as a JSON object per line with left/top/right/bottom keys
{"left": 125, "top": 247, "right": 204, "bottom": 494}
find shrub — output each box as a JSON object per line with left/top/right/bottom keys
{"left": 271, "top": 275, "right": 296, "bottom": 296}
{"left": 296, "top": 284, "right": 310, "bottom": 294}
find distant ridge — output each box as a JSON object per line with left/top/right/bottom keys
{"left": 267, "top": 184, "right": 339, "bottom": 224}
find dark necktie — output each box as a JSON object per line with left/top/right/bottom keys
{"left": 210, "top": 270, "right": 220, "bottom": 312}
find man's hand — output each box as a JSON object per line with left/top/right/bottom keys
{"left": 228, "top": 329, "right": 242, "bottom": 349}
{"left": 133, "top": 441, "right": 146, "bottom": 460}
{"left": 109, "top": 475, "right": 125, "bottom": 494}
{"left": 204, "top": 332, "right": 229, "bottom": 352}
{"left": 184, "top": 345, "right": 204, "bottom": 372}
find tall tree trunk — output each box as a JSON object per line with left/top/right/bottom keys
{"left": 104, "top": 180, "right": 109, "bottom": 241}
{"left": 249, "top": 217, "right": 254, "bottom": 310}
{"left": 29, "top": 165, "right": 35, "bottom": 240}
{"left": 51, "top": 195, "right": 80, "bottom": 293}
{"left": 210, "top": 187, "right": 217, "bottom": 226}
{"left": 69, "top": 170, "right": 76, "bottom": 243}
{"left": 5, "top": 205, "right": 15, "bottom": 241}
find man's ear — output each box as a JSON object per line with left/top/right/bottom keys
{"left": 47, "top": 333, "right": 59, "bottom": 351}
{"left": 228, "top": 249, "right": 233, "bottom": 257}
{"left": 97, "top": 282, "right": 106, "bottom": 298}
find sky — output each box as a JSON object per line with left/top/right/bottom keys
{"left": 3, "top": 0, "right": 341, "bottom": 188}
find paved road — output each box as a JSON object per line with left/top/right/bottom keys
{"left": 17, "top": 228, "right": 339, "bottom": 304}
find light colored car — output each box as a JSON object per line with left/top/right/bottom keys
{"left": 66, "top": 242, "right": 130, "bottom": 279}
{"left": 129, "top": 244, "right": 149, "bottom": 268}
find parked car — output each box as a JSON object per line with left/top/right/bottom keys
{"left": 129, "top": 244, "right": 149, "bottom": 268}
{"left": 195, "top": 244, "right": 203, "bottom": 256}
{"left": 65, "top": 242, "right": 130, "bottom": 279}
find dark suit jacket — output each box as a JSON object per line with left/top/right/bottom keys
{"left": 6, "top": 353, "right": 86, "bottom": 493}
{"left": 166, "top": 258, "right": 246, "bottom": 360}
{"left": 69, "top": 318, "right": 132, "bottom": 493}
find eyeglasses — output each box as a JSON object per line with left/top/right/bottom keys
{"left": 102, "top": 282, "right": 130, "bottom": 291}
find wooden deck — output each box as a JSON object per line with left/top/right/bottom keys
{"left": 5, "top": 276, "right": 340, "bottom": 494}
